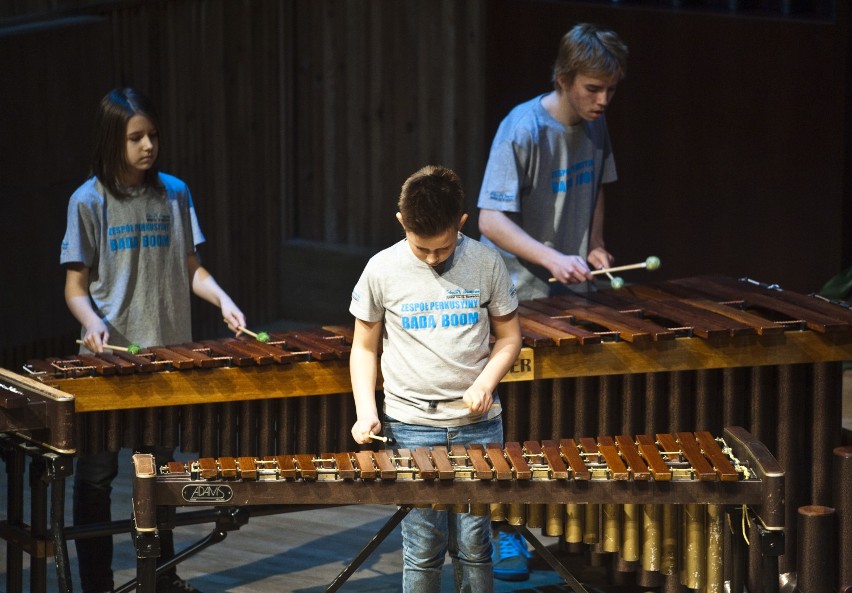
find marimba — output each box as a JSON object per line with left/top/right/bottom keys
{"left": 10, "top": 274, "right": 852, "bottom": 591}
{"left": 132, "top": 427, "right": 784, "bottom": 593}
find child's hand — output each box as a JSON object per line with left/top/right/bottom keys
{"left": 80, "top": 319, "right": 110, "bottom": 353}
{"left": 463, "top": 384, "right": 494, "bottom": 416}
{"left": 587, "top": 247, "right": 614, "bottom": 273}
{"left": 351, "top": 417, "right": 382, "bottom": 444}
{"left": 546, "top": 253, "right": 594, "bottom": 284}
{"left": 220, "top": 299, "right": 246, "bottom": 334}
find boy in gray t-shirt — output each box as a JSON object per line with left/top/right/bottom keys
{"left": 478, "top": 23, "right": 629, "bottom": 303}
{"left": 477, "top": 23, "right": 629, "bottom": 581}
{"left": 350, "top": 165, "right": 521, "bottom": 592}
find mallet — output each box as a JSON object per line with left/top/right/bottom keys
{"left": 603, "top": 271, "right": 625, "bottom": 290}
{"left": 239, "top": 327, "right": 270, "bottom": 343}
{"left": 76, "top": 339, "right": 142, "bottom": 355}
{"left": 589, "top": 256, "right": 661, "bottom": 276}
{"left": 548, "top": 256, "right": 661, "bottom": 286}
{"left": 369, "top": 432, "right": 397, "bottom": 445}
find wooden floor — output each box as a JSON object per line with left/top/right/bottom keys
{"left": 2, "top": 369, "right": 851, "bottom": 593}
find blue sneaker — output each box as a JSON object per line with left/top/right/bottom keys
{"left": 492, "top": 530, "right": 531, "bottom": 581}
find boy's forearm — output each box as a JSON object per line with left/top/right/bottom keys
{"left": 480, "top": 209, "right": 558, "bottom": 267}
{"left": 349, "top": 318, "right": 382, "bottom": 419}
{"left": 474, "top": 311, "right": 522, "bottom": 393}
{"left": 589, "top": 189, "right": 606, "bottom": 251}
{"left": 476, "top": 334, "right": 522, "bottom": 392}
{"left": 65, "top": 294, "right": 101, "bottom": 330}
{"left": 350, "top": 349, "right": 379, "bottom": 418}
{"left": 191, "top": 266, "right": 226, "bottom": 307}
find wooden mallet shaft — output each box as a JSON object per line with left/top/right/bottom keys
{"left": 590, "top": 256, "right": 661, "bottom": 276}
{"left": 76, "top": 339, "right": 141, "bottom": 354}
{"left": 591, "top": 263, "right": 646, "bottom": 276}
{"left": 548, "top": 256, "right": 660, "bottom": 283}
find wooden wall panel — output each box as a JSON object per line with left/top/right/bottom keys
{"left": 0, "top": 1, "right": 486, "bottom": 368}
{"left": 101, "top": 0, "right": 293, "bottom": 337}
{"left": 292, "top": 0, "right": 486, "bottom": 247}
{"left": 1, "top": 16, "right": 113, "bottom": 369}
{"left": 1, "top": 0, "right": 848, "bottom": 371}
{"left": 484, "top": 0, "right": 848, "bottom": 294}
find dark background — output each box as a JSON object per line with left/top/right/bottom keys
{"left": 1, "top": 0, "right": 849, "bottom": 369}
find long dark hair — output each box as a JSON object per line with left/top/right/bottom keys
{"left": 90, "top": 87, "right": 163, "bottom": 198}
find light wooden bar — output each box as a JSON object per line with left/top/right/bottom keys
{"left": 43, "top": 330, "right": 852, "bottom": 413}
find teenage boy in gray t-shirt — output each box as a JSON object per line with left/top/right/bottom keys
{"left": 477, "top": 23, "right": 629, "bottom": 580}
{"left": 350, "top": 165, "right": 522, "bottom": 593}
{"left": 478, "top": 23, "right": 629, "bottom": 303}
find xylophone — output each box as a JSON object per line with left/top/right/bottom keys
{"left": 131, "top": 427, "right": 784, "bottom": 593}
{"left": 12, "top": 274, "right": 852, "bottom": 589}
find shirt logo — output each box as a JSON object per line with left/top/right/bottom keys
{"left": 399, "top": 289, "right": 481, "bottom": 331}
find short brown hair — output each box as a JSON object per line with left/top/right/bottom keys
{"left": 552, "top": 23, "right": 628, "bottom": 89}
{"left": 397, "top": 165, "right": 466, "bottom": 237}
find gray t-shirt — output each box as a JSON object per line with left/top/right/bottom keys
{"left": 477, "top": 94, "right": 617, "bottom": 300}
{"left": 60, "top": 173, "right": 204, "bottom": 349}
{"left": 349, "top": 234, "right": 518, "bottom": 427}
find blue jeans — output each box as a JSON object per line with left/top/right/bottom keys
{"left": 383, "top": 415, "right": 503, "bottom": 593}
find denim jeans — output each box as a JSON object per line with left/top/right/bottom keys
{"left": 383, "top": 415, "right": 503, "bottom": 593}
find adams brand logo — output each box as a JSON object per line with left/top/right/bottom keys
{"left": 0, "top": 381, "right": 25, "bottom": 396}
{"left": 182, "top": 484, "right": 233, "bottom": 503}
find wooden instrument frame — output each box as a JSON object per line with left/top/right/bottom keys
{"left": 19, "top": 275, "right": 851, "bottom": 413}
{"left": 0, "top": 367, "right": 75, "bottom": 453}
{"left": 31, "top": 328, "right": 852, "bottom": 413}
{"left": 132, "top": 427, "right": 784, "bottom": 530}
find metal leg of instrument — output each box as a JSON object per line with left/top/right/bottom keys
{"left": 1, "top": 437, "right": 25, "bottom": 593}
{"left": 127, "top": 506, "right": 252, "bottom": 593}
{"left": 728, "top": 505, "right": 784, "bottom": 593}
{"left": 26, "top": 456, "right": 48, "bottom": 593}
{"left": 124, "top": 499, "right": 412, "bottom": 593}
{"left": 729, "top": 506, "right": 746, "bottom": 593}
{"left": 0, "top": 435, "right": 74, "bottom": 593}
{"left": 127, "top": 526, "right": 230, "bottom": 593}
{"left": 513, "top": 524, "right": 590, "bottom": 593}
{"left": 756, "top": 521, "right": 784, "bottom": 593}
{"left": 133, "top": 527, "right": 160, "bottom": 593}
{"left": 46, "top": 453, "right": 74, "bottom": 593}
{"left": 325, "top": 505, "right": 412, "bottom": 593}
